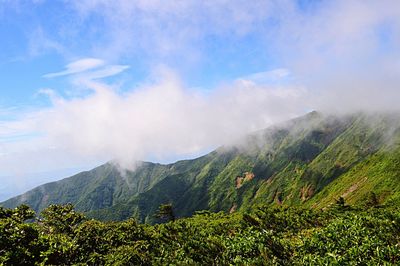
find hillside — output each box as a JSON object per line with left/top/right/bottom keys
{"left": 2, "top": 111, "right": 400, "bottom": 222}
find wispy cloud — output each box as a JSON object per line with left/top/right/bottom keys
{"left": 66, "top": 0, "right": 275, "bottom": 61}
{"left": 28, "top": 27, "right": 66, "bottom": 58}
{"left": 43, "top": 58, "right": 105, "bottom": 78}
{"left": 43, "top": 58, "right": 130, "bottom": 91}
{"left": 78, "top": 64, "right": 130, "bottom": 81}
{"left": 237, "top": 68, "right": 291, "bottom": 85}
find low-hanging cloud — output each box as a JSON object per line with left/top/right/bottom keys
{"left": 35, "top": 67, "right": 307, "bottom": 169}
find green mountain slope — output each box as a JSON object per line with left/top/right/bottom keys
{"left": 2, "top": 111, "right": 400, "bottom": 222}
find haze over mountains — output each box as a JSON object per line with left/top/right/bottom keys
{"left": 3, "top": 111, "right": 400, "bottom": 223}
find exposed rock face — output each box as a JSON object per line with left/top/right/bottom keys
{"left": 300, "top": 185, "right": 315, "bottom": 201}
{"left": 236, "top": 172, "right": 255, "bottom": 189}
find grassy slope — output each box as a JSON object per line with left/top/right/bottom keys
{"left": 307, "top": 144, "right": 400, "bottom": 208}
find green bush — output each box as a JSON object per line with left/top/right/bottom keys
{"left": 1, "top": 204, "right": 400, "bottom": 265}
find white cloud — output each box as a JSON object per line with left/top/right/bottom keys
{"left": 238, "top": 68, "right": 291, "bottom": 85}
{"left": 43, "top": 58, "right": 105, "bottom": 78}
{"left": 42, "top": 58, "right": 130, "bottom": 92}
{"left": 41, "top": 68, "right": 306, "bottom": 169}
{"left": 77, "top": 64, "right": 130, "bottom": 81}
{"left": 269, "top": 0, "right": 400, "bottom": 74}
{"left": 3, "top": 62, "right": 399, "bottom": 183}
{"left": 0, "top": 67, "right": 308, "bottom": 175}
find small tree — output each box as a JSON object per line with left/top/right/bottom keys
{"left": 39, "top": 203, "right": 86, "bottom": 235}
{"left": 154, "top": 203, "right": 175, "bottom": 222}
{"left": 336, "top": 196, "right": 345, "bottom": 207}
{"left": 334, "top": 196, "right": 348, "bottom": 211}
{"left": 365, "top": 192, "right": 379, "bottom": 208}
{"left": 0, "top": 204, "right": 35, "bottom": 222}
{"left": 0, "top": 205, "right": 41, "bottom": 265}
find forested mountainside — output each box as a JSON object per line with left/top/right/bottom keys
{"left": 2, "top": 111, "right": 400, "bottom": 223}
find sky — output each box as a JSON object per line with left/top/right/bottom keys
{"left": 0, "top": 0, "right": 400, "bottom": 200}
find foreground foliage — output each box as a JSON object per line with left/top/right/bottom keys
{"left": 1, "top": 203, "right": 400, "bottom": 265}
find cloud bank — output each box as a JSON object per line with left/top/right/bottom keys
{"left": 24, "top": 66, "right": 307, "bottom": 170}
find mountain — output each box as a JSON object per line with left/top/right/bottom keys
{"left": 2, "top": 111, "right": 400, "bottom": 223}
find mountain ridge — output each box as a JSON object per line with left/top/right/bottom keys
{"left": 2, "top": 111, "right": 400, "bottom": 223}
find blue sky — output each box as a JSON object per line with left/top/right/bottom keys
{"left": 0, "top": 0, "right": 276, "bottom": 106}
{"left": 0, "top": 0, "right": 400, "bottom": 200}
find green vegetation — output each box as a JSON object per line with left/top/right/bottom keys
{"left": 1, "top": 203, "right": 399, "bottom": 265}
{"left": 2, "top": 112, "right": 400, "bottom": 224}
{"left": 154, "top": 203, "right": 175, "bottom": 222}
